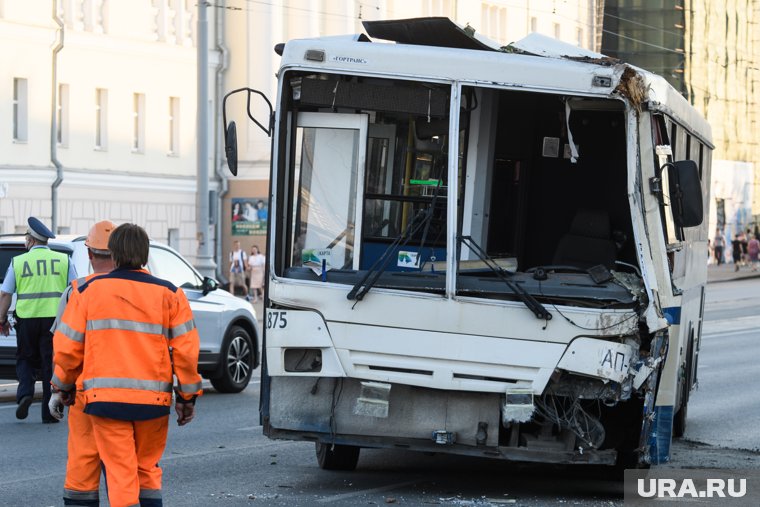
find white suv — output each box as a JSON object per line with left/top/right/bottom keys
{"left": 0, "top": 234, "right": 259, "bottom": 393}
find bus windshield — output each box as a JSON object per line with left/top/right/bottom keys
{"left": 274, "top": 71, "right": 639, "bottom": 309}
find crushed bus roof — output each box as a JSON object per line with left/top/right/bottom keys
{"left": 278, "top": 17, "right": 711, "bottom": 143}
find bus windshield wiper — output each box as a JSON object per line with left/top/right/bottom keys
{"left": 458, "top": 235, "right": 552, "bottom": 321}
{"left": 347, "top": 209, "right": 431, "bottom": 303}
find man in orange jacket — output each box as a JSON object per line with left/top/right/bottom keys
{"left": 49, "top": 220, "right": 115, "bottom": 507}
{"left": 52, "top": 223, "right": 202, "bottom": 507}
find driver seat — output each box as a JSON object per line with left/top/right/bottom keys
{"left": 552, "top": 210, "right": 617, "bottom": 270}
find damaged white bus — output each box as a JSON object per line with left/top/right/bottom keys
{"left": 224, "top": 17, "right": 712, "bottom": 470}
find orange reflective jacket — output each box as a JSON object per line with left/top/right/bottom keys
{"left": 52, "top": 275, "right": 92, "bottom": 391}
{"left": 52, "top": 268, "right": 202, "bottom": 415}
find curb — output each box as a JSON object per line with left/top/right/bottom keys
{"left": 707, "top": 271, "right": 760, "bottom": 284}
{"left": 0, "top": 381, "right": 44, "bottom": 404}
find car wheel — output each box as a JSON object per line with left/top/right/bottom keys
{"left": 315, "top": 442, "right": 360, "bottom": 471}
{"left": 210, "top": 325, "right": 254, "bottom": 393}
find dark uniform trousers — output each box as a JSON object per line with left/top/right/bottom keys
{"left": 16, "top": 316, "right": 56, "bottom": 421}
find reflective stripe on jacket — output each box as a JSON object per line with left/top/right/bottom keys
{"left": 52, "top": 268, "right": 202, "bottom": 414}
{"left": 13, "top": 248, "right": 69, "bottom": 318}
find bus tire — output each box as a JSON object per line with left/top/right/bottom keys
{"left": 673, "top": 400, "right": 687, "bottom": 438}
{"left": 673, "top": 334, "right": 694, "bottom": 438}
{"left": 209, "top": 326, "right": 254, "bottom": 393}
{"left": 316, "top": 442, "right": 360, "bottom": 470}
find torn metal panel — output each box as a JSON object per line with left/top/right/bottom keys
{"left": 628, "top": 111, "right": 669, "bottom": 333}
{"left": 557, "top": 337, "right": 637, "bottom": 384}
{"left": 612, "top": 271, "right": 647, "bottom": 304}
{"left": 641, "top": 331, "right": 669, "bottom": 465}
{"left": 363, "top": 18, "right": 618, "bottom": 71}
{"left": 547, "top": 373, "right": 630, "bottom": 402}
{"left": 505, "top": 32, "right": 609, "bottom": 61}
{"left": 595, "top": 310, "right": 640, "bottom": 336}
{"left": 564, "top": 100, "right": 579, "bottom": 163}
{"left": 614, "top": 65, "right": 649, "bottom": 113}
{"left": 362, "top": 17, "right": 500, "bottom": 51}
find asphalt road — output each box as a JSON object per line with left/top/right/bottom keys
{"left": 685, "top": 279, "right": 760, "bottom": 451}
{"left": 1, "top": 279, "right": 759, "bottom": 506}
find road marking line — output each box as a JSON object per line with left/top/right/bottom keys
{"left": 161, "top": 440, "right": 302, "bottom": 462}
{"left": 0, "top": 472, "right": 64, "bottom": 487}
{"left": 236, "top": 426, "right": 262, "bottom": 431}
{"left": 316, "top": 480, "right": 420, "bottom": 503}
{"left": 703, "top": 328, "right": 760, "bottom": 339}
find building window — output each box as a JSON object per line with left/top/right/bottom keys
{"left": 13, "top": 77, "right": 28, "bottom": 142}
{"left": 489, "top": 6, "right": 497, "bottom": 39}
{"left": 57, "top": 84, "right": 69, "bottom": 147}
{"left": 95, "top": 88, "right": 108, "bottom": 149}
{"left": 423, "top": 0, "right": 450, "bottom": 16}
{"left": 133, "top": 92, "right": 145, "bottom": 152}
{"left": 168, "top": 228, "right": 180, "bottom": 250}
{"left": 577, "top": 27, "right": 584, "bottom": 47}
{"left": 481, "top": 3, "right": 507, "bottom": 42}
{"left": 169, "top": 96, "right": 180, "bottom": 155}
{"left": 553, "top": 23, "right": 561, "bottom": 40}
{"left": 530, "top": 17, "right": 537, "bottom": 33}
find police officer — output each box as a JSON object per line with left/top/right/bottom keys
{"left": 0, "top": 217, "right": 77, "bottom": 422}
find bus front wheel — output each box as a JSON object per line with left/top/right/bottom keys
{"left": 315, "top": 442, "right": 360, "bottom": 470}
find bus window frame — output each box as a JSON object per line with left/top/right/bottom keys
{"left": 653, "top": 114, "right": 683, "bottom": 245}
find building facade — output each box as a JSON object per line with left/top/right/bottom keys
{"left": 602, "top": 0, "right": 760, "bottom": 248}
{"left": 1, "top": 1, "right": 605, "bottom": 277}
{"left": 0, "top": 0, "right": 220, "bottom": 267}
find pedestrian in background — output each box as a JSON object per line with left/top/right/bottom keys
{"left": 247, "top": 245, "right": 265, "bottom": 303}
{"left": 748, "top": 234, "right": 760, "bottom": 271}
{"left": 229, "top": 240, "right": 247, "bottom": 297}
{"left": 49, "top": 220, "right": 115, "bottom": 507}
{"left": 713, "top": 228, "right": 725, "bottom": 265}
{"left": 732, "top": 233, "right": 743, "bottom": 272}
{"left": 0, "top": 217, "right": 77, "bottom": 423}
{"left": 52, "top": 223, "right": 202, "bottom": 507}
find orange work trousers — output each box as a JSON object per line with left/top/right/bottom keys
{"left": 89, "top": 414, "right": 169, "bottom": 507}
{"left": 64, "top": 391, "right": 101, "bottom": 504}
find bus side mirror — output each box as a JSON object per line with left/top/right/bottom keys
{"left": 668, "top": 160, "right": 703, "bottom": 228}
{"left": 225, "top": 121, "right": 238, "bottom": 176}
{"left": 222, "top": 87, "right": 274, "bottom": 178}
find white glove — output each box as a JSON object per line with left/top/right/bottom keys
{"left": 48, "top": 392, "right": 65, "bottom": 420}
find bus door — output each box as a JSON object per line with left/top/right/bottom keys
{"left": 290, "top": 112, "right": 368, "bottom": 272}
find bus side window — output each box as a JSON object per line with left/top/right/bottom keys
{"left": 653, "top": 114, "right": 682, "bottom": 244}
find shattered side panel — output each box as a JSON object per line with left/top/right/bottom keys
{"left": 628, "top": 108, "right": 669, "bottom": 333}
